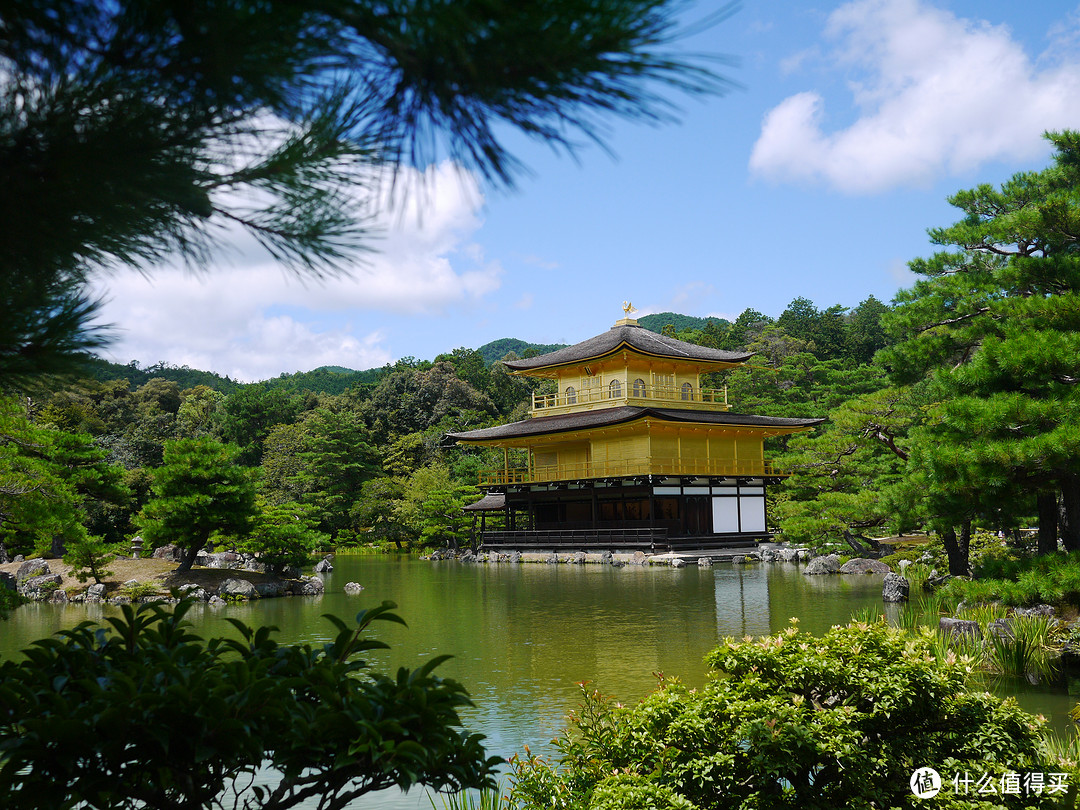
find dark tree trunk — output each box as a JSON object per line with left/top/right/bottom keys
{"left": 1060, "top": 475, "right": 1080, "bottom": 552}
{"left": 176, "top": 543, "right": 200, "bottom": 572}
{"left": 941, "top": 523, "right": 970, "bottom": 576}
{"left": 842, "top": 530, "right": 868, "bottom": 554}
{"left": 1037, "top": 493, "right": 1059, "bottom": 555}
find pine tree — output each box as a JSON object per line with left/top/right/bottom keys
{"left": 136, "top": 438, "right": 257, "bottom": 571}
{"left": 882, "top": 131, "right": 1080, "bottom": 559}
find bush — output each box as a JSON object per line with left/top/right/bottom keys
{"left": 945, "top": 550, "right": 1080, "bottom": 608}
{"left": 511, "top": 620, "right": 1074, "bottom": 809}
{"left": 0, "top": 600, "right": 499, "bottom": 809}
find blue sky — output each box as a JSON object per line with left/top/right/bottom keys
{"left": 92, "top": 0, "right": 1080, "bottom": 381}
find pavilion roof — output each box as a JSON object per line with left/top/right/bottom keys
{"left": 463, "top": 492, "right": 506, "bottom": 511}
{"left": 502, "top": 321, "right": 751, "bottom": 372}
{"left": 446, "top": 406, "right": 824, "bottom": 443}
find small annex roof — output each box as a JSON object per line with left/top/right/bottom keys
{"left": 463, "top": 492, "right": 506, "bottom": 511}
{"left": 446, "top": 406, "right": 824, "bottom": 444}
{"left": 502, "top": 320, "right": 751, "bottom": 373}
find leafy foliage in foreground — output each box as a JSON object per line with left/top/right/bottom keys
{"left": 511, "top": 621, "right": 1075, "bottom": 810}
{"left": 0, "top": 600, "right": 499, "bottom": 810}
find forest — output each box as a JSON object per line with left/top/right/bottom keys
{"left": 5, "top": 134, "right": 1080, "bottom": 586}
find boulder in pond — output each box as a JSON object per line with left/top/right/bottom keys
{"left": 219, "top": 578, "right": 258, "bottom": 599}
{"left": 85, "top": 583, "right": 107, "bottom": 602}
{"left": 882, "top": 572, "right": 909, "bottom": 602}
{"left": 344, "top": 582, "right": 365, "bottom": 595}
{"left": 314, "top": 557, "right": 334, "bottom": 573}
{"left": 292, "top": 576, "right": 325, "bottom": 596}
{"left": 19, "top": 573, "right": 62, "bottom": 599}
{"left": 839, "top": 558, "right": 891, "bottom": 575}
{"left": 803, "top": 554, "right": 841, "bottom": 575}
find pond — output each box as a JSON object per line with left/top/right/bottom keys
{"left": 2, "top": 555, "right": 1076, "bottom": 808}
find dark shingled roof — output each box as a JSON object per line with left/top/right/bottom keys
{"left": 447, "top": 407, "right": 824, "bottom": 443}
{"left": 463, "top": 492, "right": 506, "bottom": 511}
{"left": 502, "top": 322, "right": 751, "bottom": 371}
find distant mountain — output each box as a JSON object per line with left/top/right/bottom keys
{"left": 477, "top": 337, "right": 568, "bottom": 365}
{"left": 255, "top": 366, "right": 386, "bottom": 395}
{"left": 87, "top": 313, "right": 722, "bottom": 393}
{"left": 84, "top": 358, "right": 242, "bottom": 393}
{"left": 637, "top": 312, "right": 730, "bottom": 334}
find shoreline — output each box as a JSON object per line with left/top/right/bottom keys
{"left": 0, "top": 553, "right": 329, "bottom": 606}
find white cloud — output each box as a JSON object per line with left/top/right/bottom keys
{"left": 750, "top": 0, "right": 1080, "bottom": 192}
{"left": 91, "top": 161, "right": 498, "bottom": 380}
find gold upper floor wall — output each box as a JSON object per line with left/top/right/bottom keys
{"left": 530, "top": 352, "right": 730, "bottom": 416}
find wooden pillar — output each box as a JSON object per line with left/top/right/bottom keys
{"left": 503, "top": 447, "right": 509, "bottom": 484}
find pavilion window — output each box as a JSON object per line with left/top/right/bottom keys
{"left": 566, "top": 386, "right": 577, "bottom": 404}
{"left": 681, "top": 382, "right": 694, "bottom": 401}
{"left": 632, "top": 378, "right": 647, "bottom": 397}
{"left": 609, "top": 379, "right": 622, "bottom": 399}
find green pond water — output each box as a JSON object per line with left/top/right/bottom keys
{"left": 2, "top": 555, "right": 1076, "bottom": 809}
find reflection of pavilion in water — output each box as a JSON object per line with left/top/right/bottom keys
{"left": 713, "top": 566, "right": 771, "bottom": 638}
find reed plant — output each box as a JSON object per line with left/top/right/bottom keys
{"left": 851, "top": 607, "right": 884, "bottom": 625}
{"left": 432, "top": 788, "right": 510, "bottom": 810}
{"left": 984, "top": 614, "right": 1062, "bottom": 682}
{"left": 1042, "top": 731, "right": 1080, "bottom": 771}
{"left": 893, "top": 603, "right": 924, "bottom": 632}
{"left": 902, "top": 563, "right": 932, "bottom": 595}
{"left": 956, "top": 602, "right": 1008, "bottom": 627}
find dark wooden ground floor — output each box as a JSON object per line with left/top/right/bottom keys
{"left": 466, "top": 475, "right": 776, "bottom": 552}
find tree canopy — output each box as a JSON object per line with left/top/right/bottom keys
{"left": 882, "top": 131, "right": 1080, "bottom": 563}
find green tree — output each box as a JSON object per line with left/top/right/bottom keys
{"left": 1, "top": 0, "right": 731, "bottom": 385}
{"left": 239, "top": 498, "right": 328, "bottom": 576}
{"left": 136, "top": 438, "right": 257, "bottom": 571}
{"left": 845, "top": 295, "right": 890, "bottom": 365}
{"left": 216, "top": 386, "right": 303, "bottom": 466}
{"left": 63, "top": 534, "right": 114, "bottom": 585}
{"left": 396, "top": 464, "right": 478, "bottom": 550}
{"left": 882, "top": 131, "right": 1080, "bottom": 558}
{"left": 777, "top": 385, "right": 920, "bottom": 550}
{"left": 0, "top": 600, "right": 499, "bottom": 809}
{"left": 0, "top": 396, "right": 126, "bottom": 559}
{"left": 175, "top": 385, "right": 225, "bottom": 438}
{"left": 511, "top": 620, "right": 1071, "bottom": 810}
{"left": 362, "top": 361, "right": 498, "bottom": 446}
{"left": 352, "top": 477, "right": 411, "bottom": 550}
{"left": 296, "top": 407, "right": 381, "bottom": 535}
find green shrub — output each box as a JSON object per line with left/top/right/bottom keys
{"left": 511, "top": 620, "right": 1073, "bottom": 810}
{"left": 121, "top": 581, "right": 161, "bottom": 600}
{"left": 946, "top": 550, "right": 1080, "bottom": 608}
{"left": 0, "top": 600, "right": 498, "bottom": 809}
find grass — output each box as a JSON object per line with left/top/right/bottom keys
{"left": 431, "top": 788, "right": 509, "bottom": 810}
{"left": 884, "top": 589, "right": 1063, "bottom": 683}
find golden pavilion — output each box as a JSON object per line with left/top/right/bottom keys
{"left": 447, "top": 316, "right": 823, "bottom": 551}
